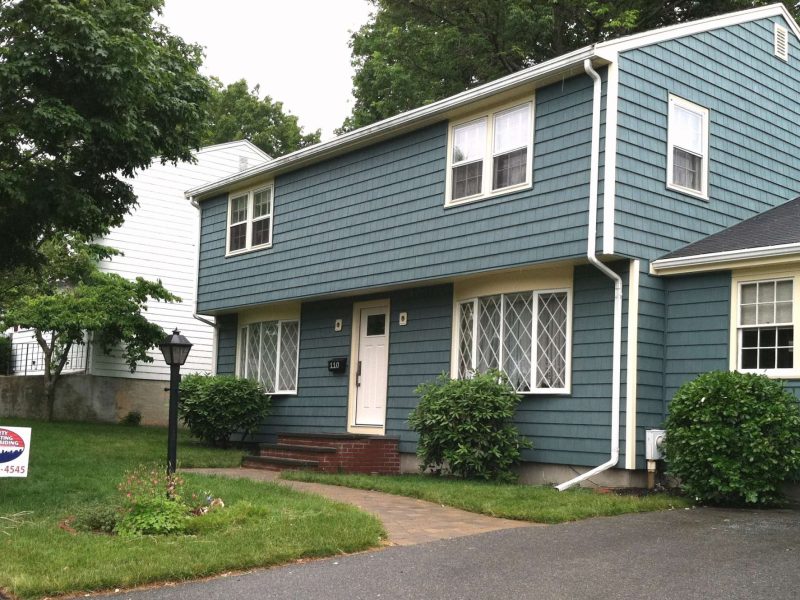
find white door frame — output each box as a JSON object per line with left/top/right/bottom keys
{"left": 347, "top": 299, "right": 390, "bottom": 435}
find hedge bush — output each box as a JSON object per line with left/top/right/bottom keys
{"left": 178, "top": 374, "right": 270, "bottom": 447}
{"left": 665, "top": 371, "right": 800, "bottom": 505}
{"left": 409, "top": 371, "right": 531, "bottom": 482}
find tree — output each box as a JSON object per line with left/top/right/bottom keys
{"left": 201, "top": 79, "right": 321, "bottom": 157}
{"left": 0, "top": 0, "right": 211, "bottom": 270}
{"left": 2, "top": 235, "right": 177, "bottom": 420}
{"left": 342, "top": 0, "right": 800, "bottom": 131}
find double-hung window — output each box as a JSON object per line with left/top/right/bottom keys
{"left": 227, "top": 185, "right": 274, "bottom": 254}
{"left": 737, "top": 279, "right": 794, "bottom": 372}
{"left": 447, "top": 101, "right": 533, "bottom": 205}
{"left": 667, "top": 95, "right": 709, "bottom": 199}
{"left": 456, "top": 290, "right": 570, "bottom": 393}
{"left": 238, "top": 320, "right": 300, "bottom": 394}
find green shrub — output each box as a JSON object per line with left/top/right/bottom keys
{"left": 409, "top": 371, "right": 531, "bottom": 482}
{"left": 115, "top": 497, "right": 188, "bottom": 536}
{"left": 119, "top": 410, "right": 142, "bottom": 426}
{"left": 0, "top": 335, "right": 12, "bottom": 375}
{"left": 665, "top": 371, "right": 800, "bottom": 505}
{"left": 73, "top": 504, "right": 121, "bottom": 534}
{"left": 179, "top": 374, "right": 270, "bottom": 447}
{"left": 115, "top": 465, "right": 189, "bottom": 536}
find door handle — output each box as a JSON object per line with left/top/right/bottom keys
{"left": 356, "top": 360, "right": 362, "bottom": 387}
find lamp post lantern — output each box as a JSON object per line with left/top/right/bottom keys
{"left": 159, "top": 328, "right": 192, "bottom": 475}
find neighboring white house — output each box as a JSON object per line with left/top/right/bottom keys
{"left": 4, "top": 141, "right": 270, "bottom": 423}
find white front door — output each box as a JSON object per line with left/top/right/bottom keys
{"left": 352, "top": 302, "right": 390, "bottom": 428}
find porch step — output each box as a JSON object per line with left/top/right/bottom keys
{"left": 242, "top": 455, "right": 319, "bottom": 471}
{"left": 242, "top": 432, "right": 401, "bottom": 475}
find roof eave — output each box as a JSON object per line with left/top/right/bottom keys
{"left": 651, "top": 242, "right": 800, "bottom": 276}
{"left": 187, "top": 47, "right": 601, "bottom": 200}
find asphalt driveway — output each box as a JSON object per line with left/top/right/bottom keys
{"left": 100, "top": 506, "right": 799, "bottom": 600}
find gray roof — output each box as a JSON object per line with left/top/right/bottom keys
{"left": 660, "top": 196, "right": 800, "bottom": 260}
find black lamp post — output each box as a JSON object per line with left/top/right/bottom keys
{"left": 159, "top": 328, "right": 192, "bottom": 475}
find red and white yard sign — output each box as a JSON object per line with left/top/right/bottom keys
{"left": 0, "top": 426, "right": 30, "bottom": 477}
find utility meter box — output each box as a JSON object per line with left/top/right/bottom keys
{"left": 645, "top": 429, "right": 667, "bottom": 460}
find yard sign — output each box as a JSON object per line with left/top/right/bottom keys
{"left": 0, "top": 426, "right": 30, "bottom": 477}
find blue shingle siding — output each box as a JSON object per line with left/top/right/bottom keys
{"left": 250, "top": 284, "right": 453, "bottom": 448}
{"left": 215, "top": 313, "right": 238, "bottom": 375}
{"left": 197, "top": 74, "right": 595, "bottom": 314}
{"left": 615, "top": 17, "right": 800, "bottom": 261}
{"left": 663, "top": 272, "right": 731, "bottom": 406}
{"left": 517, "top": 263, "right": 629, "bottom": 468}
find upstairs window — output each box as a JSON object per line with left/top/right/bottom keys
{"left": 738, "top": 279, "right": 794, "bottom": 372}
{"left": 456, "top": 290, "right": 570, "bottom": 393}
{"left": 238, "top": 320, "right": 300, "bottom": 394}
{"left": 447, "top": 101, "right": 533, "bottom": 206}
{"left": 227, "top": 184, "right": 274, "bottom": 254}
{"left": 667, "top": 95, "right": 709, "bottom": 199}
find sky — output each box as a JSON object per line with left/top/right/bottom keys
{"left": 159, "top": 0, "right": 374, "bottom": 141}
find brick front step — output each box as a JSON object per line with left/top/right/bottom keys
{"left": 241, "top": 432, "right": 401, "bottom": 475}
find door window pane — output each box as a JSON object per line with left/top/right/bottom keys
{"left": 366, "top": 314, "right": 386, "bottom": 336}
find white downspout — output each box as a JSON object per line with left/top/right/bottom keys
{"left": 555, "top": 58, "right": 622, "bottom": 491}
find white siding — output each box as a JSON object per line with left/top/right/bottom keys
{"left": 90, "top": 141, "right": 270, "bottom": 380}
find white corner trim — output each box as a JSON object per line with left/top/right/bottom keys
{"left": 651, "top": 242, "right": 800, "bottom": 275}
{"left": 602, "top": 58, "right": 619, "bottom": 255}
{"left": 625, "top": 260, "right": 640, "bottom": 470}
{"left": 597, "top": 3, "right": 799, "bottom": 54}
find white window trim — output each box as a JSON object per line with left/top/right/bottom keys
{"left": 236, "top": 318, "right": 301, "bottom": 395}
{"left": 729, "top": 272, "right": 800, "bottom": 379}
{"left": 226, "top": 183, "right": 275, "bottom": 256}
{"left": 666, "top": 94, "right": 709, "bottom": 201}
{"left": 444, "top": 98, "right": 535, "bottom": 207}
{"left": 452, "top": 287, "right": 572, "bottom": 394}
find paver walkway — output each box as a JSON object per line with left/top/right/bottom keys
{"left": 185, "top": 468, "right": 534, "bottom": 545}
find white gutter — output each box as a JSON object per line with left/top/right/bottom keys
{"left": 650, "top": 242, "right": 800, "bottom": 275}
{"left": 556, "top": 59, "right": 623, "bottom": 492}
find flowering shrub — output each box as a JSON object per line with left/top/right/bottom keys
{"left": 115, "top": 465, "right": 188, "bottom": 536}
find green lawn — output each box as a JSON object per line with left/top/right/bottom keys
{"left": 281, "top": 471, "right": 691, "bottom": 523}
{"left": 0, "top": 419, "right": 384, "bottom": 600}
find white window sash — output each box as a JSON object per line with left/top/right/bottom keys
{"left": 736, "top": 279, "right": 794, "bottom": 373}
{"left": 237, "top": 319, "right": 300, "bottom": 394}
{"left": 226, "top": 184, "right": 275, "bottom": 255}
{"left": 666, "top": 95, "right": 709, "bottom": 199}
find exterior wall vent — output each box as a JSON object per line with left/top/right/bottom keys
{"left": 775, "top": 23, "right": 789, "bottom": 61}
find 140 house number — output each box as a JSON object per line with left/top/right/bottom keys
{"left": 1, "top": 465, "right": 25, "bottom": 474}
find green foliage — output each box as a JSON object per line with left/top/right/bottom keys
{"left": 0, "top": 0, "right": 210, "bottom": 269}
{"left": 179, "top": 374, "right": 271, "bottom": 447}
{"left": 0, "top": 335, "right": 11, "bottom": 375}
{"left": 115, "top": 497, "right": 188, "bottom": 537}
{"left": 72, "top": 504, "right": 121, "bottom": 534}
{"left": 664, "top": 371, "right": 800, "bottom": 505}
{"left": 343, "top": 0, "right": 799, "bottom": 131}
{"left": 119, "top": 411, "right": 142, "bottom": 427}
{"left": 3, "top": 234, "right": 177, "bottom": 419}
{"left": 115, "top": 465, "right": 189, "bottom": 536}
{"left": 202, "top": 78, "right": 321, "bottom": 157}
{"left": 409, "top": 371, "right": 531, "bottom": 481}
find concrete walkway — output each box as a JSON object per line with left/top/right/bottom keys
{"left": 185, "top": 468, "right": 534, "bottom": 545}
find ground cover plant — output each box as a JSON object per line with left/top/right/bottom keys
{"left": 410, "top": 371, "right": 530, "bottom": 481}
{"left": 281, "top": 471, "right": 690, "bottom": 524}
{"left": 0, "top": 419, "right": 384, "bottom": 599}
{"left": 665, "top": 371, "right": 800, "bottom": 505}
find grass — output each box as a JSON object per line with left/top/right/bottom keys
{"left": 281, "top": 471, "right": 691, "bottom": 524}
{"left": 0, "top": 419, "right": 384, "bottom": 600}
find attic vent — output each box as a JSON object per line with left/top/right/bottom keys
{"left": 238, "top": 156, "right": 249, "bottom": 172}
{"left": 775, "top": 23, "right": 789, "bottom": 61}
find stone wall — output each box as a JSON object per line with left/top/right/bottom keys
{"left": 0, "top": 373, "right": 170, "bottom": 425}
